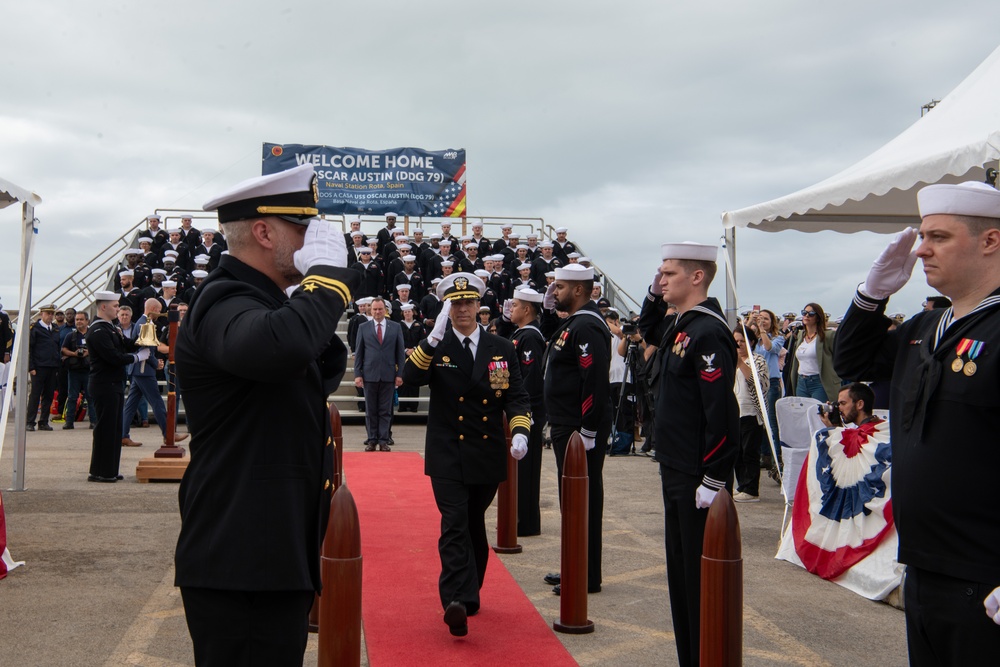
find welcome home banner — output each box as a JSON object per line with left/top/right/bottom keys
{"left": 262, "top": 144, "right": 467, "bottom": 218}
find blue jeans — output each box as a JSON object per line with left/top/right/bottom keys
{"left": 796, "top": 374, "right": 828, "bottom": 402}
{"left": 122, "top": 375, "right": 168, "bottom": 438}
{"left": 763, "top": 380, "right": 781, "bottom": 463}
{"left": 65, "top": 369, "right": 95, "bottom": 426}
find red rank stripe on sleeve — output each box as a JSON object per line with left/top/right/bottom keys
{"left": 582, "top": 395, "right": 593, "bottom": 415}
{"left": 700, "top": 368, "right": 722, "bottom": 382}
{"left": 703, "top": 436, "right": 725, "bottom": 462}
{"left": 579, "top": 355, "right": 593, "bottom": 369}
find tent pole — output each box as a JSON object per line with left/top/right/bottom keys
{"left": 12, "top": 202, "right": 33, "bottom": 491}
{"left": 723, "top": 227, "right": 737, "bottom": 328}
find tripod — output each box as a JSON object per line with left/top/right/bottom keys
{"left": 611, "top": 337, "right": 643, "bottom": 456}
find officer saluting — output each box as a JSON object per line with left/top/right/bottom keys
{"left": 402, "top": 272, "right": 532, "bottom": 638}
{"left": 174, "top": 164, "right": 360, "bottom": 665}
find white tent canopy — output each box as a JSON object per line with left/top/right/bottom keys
{"left": 722, "top": 45, "right": 1000, "bottom": 233}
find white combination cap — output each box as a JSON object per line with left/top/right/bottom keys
{"left": 437, "top": 273, "right": 487, "bottom": 301}
{"left": 918, "top": 181, "right": 1000, "bottom": 219}
{"left": 660, "top": 242, "right": 718, "bottom": 262}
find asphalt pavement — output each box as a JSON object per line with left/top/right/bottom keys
{"left": 1, "top": 419, "right": 908, "bottom": 666}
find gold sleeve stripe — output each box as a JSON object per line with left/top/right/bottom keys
{"left": 509, "top": 416, "right": 532, "bottom": 431}
{"left": 408, "top": 346, "right": 433, "bottom": 370}
{"left": 299, "top": 276, "right": 351, "bottom": 304}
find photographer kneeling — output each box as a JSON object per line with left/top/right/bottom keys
{"left": 820, "top": 382, "right": 882, "bottom": 429}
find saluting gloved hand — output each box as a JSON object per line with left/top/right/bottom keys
{"left": 985, "top": 587, "right": 1000, "bottom": 625}
{"left": 427, "top": 300, "right": 452, "bottom": 347}
{"left": 502, "top": 299, "right": 514, "bottom": 321}
{"left": 510, "top": 433, "right": 528, "bottom": 460}
{"left": 650, "top": 269, "right": 664, "bottom": 297}
{"left": 695, "top": 484, "right": 718, "bottom": 509}
{"left": 135, "top": 348, "right": 151, "bottom": 362}
{"left": 543, "top": 283, "right": 557, "bottom": 310}
{"left": 862, "top": 227, "right": 919, "bottom": 300}
{"left": 580, "top": 434, "right": 596, "bottom": 451}
{"left": 293, "top": 218, "right": 348, "bottom": 275}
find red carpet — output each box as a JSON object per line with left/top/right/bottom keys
{"left": 344, "top": 452, "right": 577, "bottom": 666}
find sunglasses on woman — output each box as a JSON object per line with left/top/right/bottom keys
{"left": 801, "top": 310, "right": 817, "bottom": 317}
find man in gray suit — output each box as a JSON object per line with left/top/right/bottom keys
{"left": 354, "top": 297, "right": 405, "bottom": 451}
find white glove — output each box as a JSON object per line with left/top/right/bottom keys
{"left": 650, "top": 270, "right": 663, "bottom": 296}
{"left": 695, "top": 484, "right": 718, "bottom": 509}
{"left": 580, "top": 434, "right": 596, "bottom": 451}
{"left": 543, "top": 283, "right": 557, "bottom": 310}
{"left": 135, "top": 348, "right": 151, "bottom": 362}
{"left": 510, "top": 433, "right": 528, "bottom": 460}
{"left": 985, "top": 587, "right": 1000, "bottom": 625}
{"left": 862, "top": 227, "right": 919, "bottom": 300}
{"left": 502, "top": 299, "right": 513, "bottom": 321}
{"left": 427, "top": 300, "right": 452, "bottom": 346}
{"left": 293, "top": 218, "right": 348, "bottom": 275}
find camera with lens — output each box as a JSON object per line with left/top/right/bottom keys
{"left": 621, "top": 322, "right": 637, "bottom": 336}
{"left": 817, "top": 402, "right": 842, "bottom": 426}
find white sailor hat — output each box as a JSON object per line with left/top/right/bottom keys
{"left": 509, "top": 232, "right": 521, "bottom": 239}
{"left": 396, "top": 235, "right": 409, "bottom": 242}
{"left": 567, "top": 251, "right": 582, "bottom": 259}
{"left": 138, "top": 236, "right": 153, "bottom": 245}
{"left": 119, "top": 270, "right": 134, "bottom": 277}
{"left": 203, "top": 163, "right": 319, "bottom": 225}
{"left": 168, "top": 228, "right": 183, "bottom": 235}
{"left": 163, "top": 250, "right": 179, "bottom": 258}
{"left": 465, "top": 242, "right": 478, "bottom": 250}
{"left": 479, "top": 306, "right": 491, "bottom": 313}
{"left": 440, "top": 260, "right": 454, "bottom": 267}
{"left": 195, "top": 255, "right": 210, "bottom": 264}
{"left": 545, "top": 271, "right": 556, "bottom": 278}
{"left": 489, "top": 254, "right": 506, "bottom": 262}
{"left": 501, "top": 224, "right": 513, "bottom": 230}
{"left": 162, "top": 280, "right": 177, "bottom": 288}
{"left": 349, "top": 217, "right": 363, "bottom": 225}
{"left": 151, "top": 268, "right": 167, "bottom": 276}
{"left": 471, "top": 221, "right": 483, "bottom": 228}
{"left": 440, "top": 221, "right": 452, "bottom": 227}
{"left": 147, "top": 214, "right": 161, "bottom": 222}
{"left": 431, "top": 277, "right": 443, "bottom": 285}
{"left": 202, "top": 228, "right": 217, "bottom": 235}
{"left": 386, "top": 212, "right": 398, "bottom": 219}
{"left": 437, "top": 272, "right": 486, "bottom": 301}
{"left": 123, "top": 249, "right": 141, "bottom": 257}
{"left": 438, "top": 238, "right": 452, "bottom": 245}
{"left": 918, "top": 181, "right": 1000, "bottom": 218}
{"left": 555, "top": 264, "right": 594, "bottom": 281}
{"left": 396, "top": 283, "right": 411, "bottom": 291}
{"left": 515, "top": 244, "right": 529, "bottom": 251}
{"left": 392, "top": 228, "right": 405, "bottom": 236}
{"left": 518, "top": 262, "right": 532, "bottom": 271}
{"left": 660, "top": 242, "right": 718, "bottom": 262}
{"left": 401, "top": 303, "right": 415, "bottom": 311}
{"left": 578, "top": 256, "right": 591, "bottom": 264}
{"left": 539, "top": 241, "right": 554, "bottom": 248}
{"left": 180, "top": 213, "right": 193, "bottom": 220}
{"left": 350, "top": 230, "right": 364, "bottom": 238}
{"left": 555, "top": 226, "right": 568, "bottom": 233}
{"left": 474, "top": 269, "right": 490, "bottom": 278}
{"left": 192, "top": 270, "right": 209, "bottom": 279}
{"left": 460, "top": 235, "right": 472, "bottom": 242}
{"left": 221, "top": 250, "right": 229, "bottom": 255}
{"left": 358, "top": 247, "right": 372, "bottom": 254}
{"left": 527, "top": 233, "right": 539, "bottom": 239}
{"left": 94, "top": 290, "right": 118, "bottom": 302}
{"left": 367, "top": 237, "right": 379, "bottom": 245}
{"left": 397, "top": 243, "right": 412, "bottom": 251}
{"left": 413, "top": 228, "right": 425, "bottom": 234}
{"left": 430, "top": 233, "right": 442, "bottom": 240}
{"left": 357, "top": 296, "right": 374, "bottom": 305}
{"left": 513, "top": 287, "right": 544, "bottom": 304}
{"left": 402, "top": 255, "right": 416, "bottom": 263}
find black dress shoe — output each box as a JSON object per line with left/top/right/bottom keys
{"left": 62, "top": 423, "right": 74, "bottom": 430}
{"left": 37, "top": 423, "right": 53, "bottom": 431}
{"left": 443, "top": 601, "right": 468, "bottom": 637}
{"left": 26, "top": 424, "right": 35, "bottom": 431}
{"left": 115, "top": 474, "right": 124, "bottom": 480}
{"left": 543, "top": 572, "right": 561, "bottom": 586}
{"left": 552, "top": 583, "right": 601, "bottom": 595}
{"left": 87, "top": 475, "right": 118, "bottom": 483}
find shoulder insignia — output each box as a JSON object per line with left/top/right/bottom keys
{"left": 442, "top": 356, "right": 450, "bottom": 363}
{"left": 578, "top": 343, "right": 589, "bottom": 356}
{"left": 699, "top": 353, "right": 722, "bottom": 382}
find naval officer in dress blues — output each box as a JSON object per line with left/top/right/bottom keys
{"left": 402, "top": 272, "right": 532, "bottom": 637}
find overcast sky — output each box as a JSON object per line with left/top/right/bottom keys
{"left": 4, "top": 1, "right": 1000, "bottom": 320}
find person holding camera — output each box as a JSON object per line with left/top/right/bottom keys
{"left": 818, "top": 382, "right": 881, "bottom": 429}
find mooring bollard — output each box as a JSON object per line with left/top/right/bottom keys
{"left": 310, "top": 403, "right": 346, "bottom": 633}
{"left": 318, "top": 483, "right": 363, "bottom": 667}
{"left": 700, "top": 488, "right": 743, "bottom": 666}
{"left": 494, "top": 416, "right": 522, "bottom": 554}
{"left": 553, "top": 431, "right": 594, "bottom": 634}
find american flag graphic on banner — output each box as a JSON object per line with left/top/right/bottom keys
{"left": 430, "top": 162, "right": 467, "bottom": 218}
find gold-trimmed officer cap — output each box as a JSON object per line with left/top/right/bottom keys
{"left": 437, "top": 272, "right": 486, "bottom": 302}
{"left": 203, "top": 164, "right": 320, "bottom": 225}
{"left": 38, "top": 303, "right": 57, "bottom": 312}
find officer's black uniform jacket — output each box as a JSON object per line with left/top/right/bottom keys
{"left": 643, "top": 292, "right": 739, "bottom": 492}
{"left": 174, "top": 255, "right": 359, "bottom": 593}
{"left": 403, "top": 327, "right": 531, "bottom": 485}
{"left": 835, "top": 289, "right": 1000, "bottom": 583}
{"left": 542, "top": 301, "right": 611, "bottom": 440}
{"left": 28, "top": 320, "right": 61, "bottom": 371}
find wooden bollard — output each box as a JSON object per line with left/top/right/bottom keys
{"left": 553, "top": 431, "right": 594, "bottom": 634}
{"left": 700, "top": 489, "right": 743, "bottom": 666}
{"left": 494, "top": 416, "right": 522, "bottom": 554}
{"left": 318, "top": 484, "right": 363, "bottom": 667}
{"left": 310, "top": 403, "right": 346, "bottom": 632}
{"left": 155, "top": 307, "right": 184, "bottom": 458}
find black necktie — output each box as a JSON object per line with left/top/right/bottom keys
{"left": 463, "top": 336, "right": 474, "bottom": 365}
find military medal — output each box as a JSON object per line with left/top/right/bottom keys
{"left": 951, "top": 357, "right": 964, "bottom": 372}
{"left": 488, "top": 361, "right": 509, "bottom": 389}
{"left": 964, "top": 361, "right": 977, "bottom": 376}
{"left": 953, "top": 338, "right": 984, "bottom": 375}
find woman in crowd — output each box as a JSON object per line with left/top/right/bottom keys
{"left": 787, "top": 302, "right": 839, "bottom": 402}
{"left": 733, "top": 327, "right": 769, "bottom": 503}
{"left": 747, "top": 308, "right": 784, "bottom": 470}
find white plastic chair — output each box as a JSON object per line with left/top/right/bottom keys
{"left": 775, "top": 396, "right": 825, "bottom": 502}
